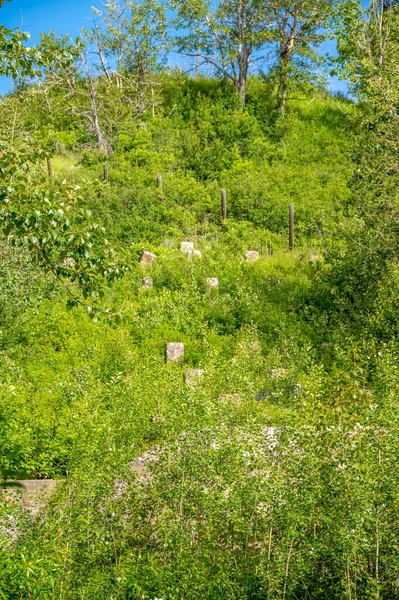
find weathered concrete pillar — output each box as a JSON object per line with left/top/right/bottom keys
{"left": 205, "top": 278, "right": 219, "bottom": 290}
{"left": 180, "top": 242, "right": 194, "bottom": 254}
{"left": 140, "top": 251, "right": 157, "bottom": 266}
{"left": 246, "top": 251, "right": 259, "bottom": 263}
{"left": 166, "top": 343, "right": 185, "bottom": 363}
{"left": 187, "top": 249, "right": 202, "bottom": 259}
{"left": 183, "top": 369, "right": 204, "bottom": 385}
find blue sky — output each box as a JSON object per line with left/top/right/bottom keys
{"left": 0, "top": 0, "right": 347, "bottom": 96}
{"left": 0, "top": 0, "right": 95, "bottom": 35}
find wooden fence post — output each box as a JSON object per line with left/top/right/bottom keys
{"left": 289, "top": 203, "right": 294, "bottom": 250}
{"left": 47, "top": 159, "right": 53, "bottom": 178}
{"left": 157, "top": 174, "right": 163, "bottom": 201}
{"left": 221, "top": 188, "right": 227, "bottom": 222}
{"left": 104, "top": 163, "right": 109, "bottom": 184}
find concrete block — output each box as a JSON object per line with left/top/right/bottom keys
{"left": 184, "top": 369, "right": 204, "bottom": 385}
{"left": 205, "top": 277, "right": 219, "bottom": 290}
{"left": 310, "top": 254, "right": 321, "bottom": 263}
{"left": 3, "top": 480, "right": 61, "bottom": 518}
{"left": 166, "top": 342, "right": 185, "bottom": 363}
{"left": 140, "top": 251, "right": 157, "bottom": 266}
{"left": 180, "top": 242, "right": 194, "bottom": 254}
{"left": 187, "top": 249, "right": 202, "bottom": 259}
{"left": 246, "top": 251, "right": 259, "bottom": 263}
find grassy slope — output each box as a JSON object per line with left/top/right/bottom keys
{"left": 10, "top": 82, "right": 399, "bottom": 600}
{"left": 0, "top": 85, "right": 355, "bottom": 480}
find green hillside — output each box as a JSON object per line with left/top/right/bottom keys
{"left": 2, "top": 79, "right": 395, "bottom": 598}
{"left": 0, "top": 79, "right": 356, "bottom": 479}
{"left": 2, "top": 0, "right": 399, "bottom": 595}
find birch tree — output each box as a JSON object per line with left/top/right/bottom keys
{"left": 171, "top": 0, "right": 273, "bottom": 104}
{"left": 88, "top": 0, "right": 168, "bottom": 81}
{"left": 267, "top": 0, "right": 337, "bottom": 116}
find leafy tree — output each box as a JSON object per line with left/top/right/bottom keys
{"left": 349, "top": 2, "right": 399, "bottom": 245}
{"left": 0, "top": 0, "right": 41, "bottom": 78}
{"left": 267, "top": 0, "right": 337, "bottom": 116}
{"left": 171, "top": 0, "right": 344, "bottom": 110}
{"left": 0, "top": 2, "right": 127, "bottom": 315}
{"left": 318, "top": 0, "right": 399, "bottom": 323}
{"left": 88, "top": 0, "right": 169, "bottom": 80}
{"left": 34, "top": 1, "right": 168, "bottom": 155}
{"left": 34, "top": 32, "right": 116, "bottom": 154}
{"left": 171, "top": 0, "right": 272, "bottom": 104}
{"left": 333, "top": 0, "right": 399, "bottom": 211}
{"left": 0, "top": 144, "right": 127, "bottom": 315}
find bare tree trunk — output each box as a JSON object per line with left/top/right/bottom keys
{"left": 85, "top": 66, "right": 108, "bottom": 155}
{"left": 277, "top": 49, "right": 291, "bottom": 117}
{"left": 135, "top": 45, "right": 146, "bottom": 82}
{"left": 114, "top": 71, "right": 123, "bottom": 91}
{"left": 373, "top": 0, "right": 391, "bottom": 83}
{"left": 236, "top": 0, "right": 249, "bottom": 105}
{"left": 65, "top": 75, "right": 76, "bottom": 96}
{"left": 378, "top": 0, "right": 385, "bottom": 72}
{"left": 37, "top": 78, "right": 52, "bottom": 113}
{"left": 237, "top": 42, "right": 250, "bottom": 104}
{"left": 276, "top": 8, "right": 298, "bottom": 117}
{"left": 94, "top": 24, "right": 112, "bottom": 84}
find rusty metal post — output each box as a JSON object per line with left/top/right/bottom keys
{"left": 289, "top": 203, "right": 294, "bottom": 250}
{"left": 221, "top": 189, "right": 227, "bottom": 221}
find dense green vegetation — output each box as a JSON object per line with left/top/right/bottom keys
{"left": 2, "top": 0, "right": 399, "bottom": 597}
